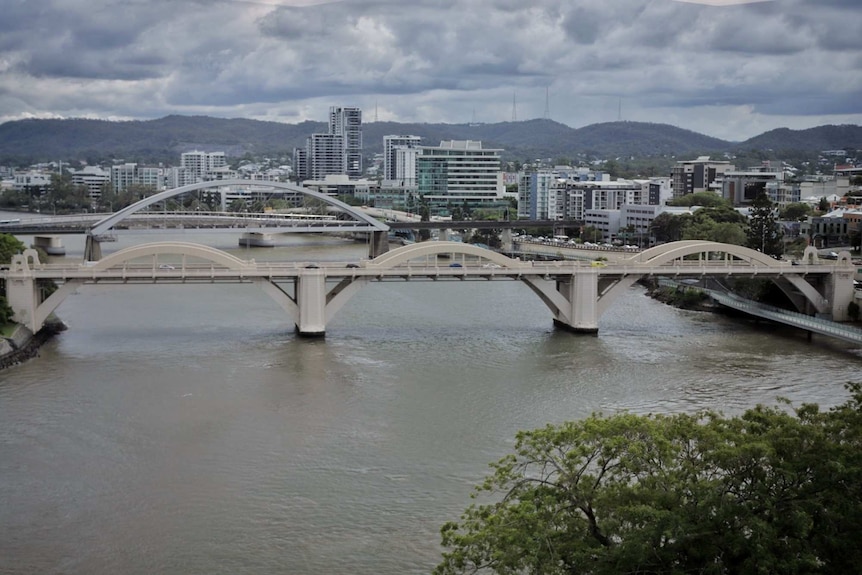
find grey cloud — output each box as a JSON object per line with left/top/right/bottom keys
{"left": 0, "top": 0, "right": 859, "bottom": 139}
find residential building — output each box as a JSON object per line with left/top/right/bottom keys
{"left": 672, "top": 156, "right": 734, "bottom": 198}
{"left": 292, "top": 106, "right": 364, "bottom": 182}
{"left": 292, "top": 147, "right": 309, "bottom": 182}
{"left": 383, "top": 135, "right": 421, "bottom": 182}
{"left": 111, "top": 163, "right": 165, "bottom": 193}
{"left": 181, "top": 151, "right": 227, "bottom": 182}
{"left": 329, "top": 106, "right": 363, "bottom": 177}
{"left": 307, "top": 134, "right": 345, "bottom": 180}
{"left": 518, "top": 170, "right": 558, "bottom": 219}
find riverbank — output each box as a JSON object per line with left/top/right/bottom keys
{"left": 639, "top": 278, "right": 719, "bottom": 313}
{"left": 0, "top": 318, "right": 66, "bottom": 369}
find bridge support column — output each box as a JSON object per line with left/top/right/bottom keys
{"left": 369, "top": 230, "right": 389, "bottom": 258}
{"left": 84, "top": 235, "right": 102, "bottom": 261}
{"left": 32, "top": 235, "right": 65, "bottom": 256}
{"left": 553, "top": 273, "right": 600, "bottom": 334}
{"left": 296, "top": 270, "right": 327, "bottom": 337}
{"left": 238, "top": 232, "right": 275, "bottom": 247}
{"left": 828, "top": 267, "right": 856, "bottom": 321}
{"left": 5, "top": 252, "right": 41, "bottom": 333}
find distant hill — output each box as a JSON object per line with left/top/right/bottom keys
{"left": 0, "top": 115, "right": 859, "bottom": 166}
{"left": 738, "top": 125, "right": 862, "bottom": 155}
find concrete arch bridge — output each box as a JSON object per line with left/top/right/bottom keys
{"left": 3, "top": 240, "right": 855, "bottom": 337}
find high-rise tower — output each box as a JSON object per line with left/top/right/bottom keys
{"left": 329, "top": 106, "right": 363, "bottom": 177}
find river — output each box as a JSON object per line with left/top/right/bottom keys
{"left": 1, "top": 228, "right": 860, "bottom": 574}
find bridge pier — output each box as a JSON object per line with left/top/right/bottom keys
{"left": 32, "top": 235, "right": 65, "bottom": 256}
{"left": 827, "top": 267, "right": 857, "bottom": 321}
{"left": 295, "top": 270, "right": 327, "bottom": 337}
{"left": 6, "top": 258, "right": 40, "bottom": 333}
{"left": 553, "top": 274, "right": 600, "bottom": 334}
{"left": 84, "top": 235, "right": 102, "bottom": 261}
{"left": 369, "top": 230, "right": 389, "bottom": 258}
{"left": 238, "top": 232, "right": 275, "bottom": 247}
{"left": 523, "top": 271, "right": 600, "bottom": 334}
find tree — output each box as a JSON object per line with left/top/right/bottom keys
{"left": 668, "top": 191, "right": 729, "bottom": 208}
{"left": 818, "top": 196, "right": 830, "bottom": 212}
{"left": 650, "top": 212, "right": 687, "bottom": 243}
{"left": 0, "top": 233, "right": 26, "bottom": 264}
{"left": 580, "top": 225, "right": 601, "bottom": 243}
{"left": 746, "top": 191, "right": 783, "bottom": 257}
{"left": 780, "top": 202, "right": 813, "bottom": 222}
{"left": 436, "top": 384, "right": 862, "bottom": 575}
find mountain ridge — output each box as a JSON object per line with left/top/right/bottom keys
{"left": 0, "top": 115, "right": 860, "bottom": 165}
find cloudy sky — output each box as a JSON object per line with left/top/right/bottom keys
{"left": 1, "top": 0, "right": 860, "bottom": 140}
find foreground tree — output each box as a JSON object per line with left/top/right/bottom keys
{"left": 0, "top": 233, "right": 25, "bottom": 264}
{"left": 745, "top": 191, "right": 783, "bottom": 257}
{"left": 436, "top": 384, "right": 862, "bottom": 575}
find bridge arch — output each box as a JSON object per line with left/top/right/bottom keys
{"left": 365, "top": 241, "right": 530, "bottom": 270}
{"left": 615, "top": 240, "right": 844, "bottom": 315}
{"left": 623, "top": 240, "right": 784, "bottom": 268}
{"left": 92, "top": 242, "right": 249, "bottom": 271}
{"left": 88, "top": 179, "right": 389, "bottom": 237}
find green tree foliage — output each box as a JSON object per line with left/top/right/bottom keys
{"left": 746, "top": 191, "right": 783, "bottom": 257}
{"left": 779, "top": 202, "right": 813, "bottom": 221}
{"left": 0, "top": 296, "right": 13, "bottom": 324}
{"left": 0, "top": 233, "right": 26, "bottom": 264}
{"left": 680, "top": 207, "right": 747, "bottom": 245}
{"left": 436, "top": 384, "right": 862, "bottom": 575}
{"left": 580, "top": 225, "right": 602, "bottom": 243}
{"left": 667, "top": 191, "right": 729, "bottom": 208}
{"left": 649, "top": 212, "right": 685, "bottom": 243}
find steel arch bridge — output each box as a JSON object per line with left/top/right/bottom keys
{"left": 5, "top": 239, "right": 855, "bottom": 336}
{"left": 83, "top": 179, "right": 391, "bottom": 260}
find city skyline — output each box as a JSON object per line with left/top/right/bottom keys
{"left": 1, "top": 0, "right": 860, "bottom": 141}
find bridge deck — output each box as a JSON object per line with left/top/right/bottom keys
{"left": 14, "top": 258, "right": 839, "bottom": 284}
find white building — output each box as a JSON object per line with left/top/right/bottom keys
{"left": 517, "top": 170, "right": 558, "bottom": 219}
{"left": 181, "top": 151, "right": 227, "bottom": 182}
{"left": 416, "top": 140, "right": 505, "bottom": 212}
{"left": 71, "top": 166, "right": 111, "bottom": 204}
{"left": 383, "top": 135, "right": 421, "bottom": 183}
{"left": 111, "top": 163, "right": 166, "bottom": 193}
{"left": 13, "top": 172, "right": 52, "bottom": 196}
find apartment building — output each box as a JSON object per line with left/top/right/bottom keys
{"left": 181, "top": 151, "right": 227, "bottom": 182}
{"left": 517, "top": 170, "right": 558, "bottom": 219}
{"left": 111, "top": 163, "right": 165, "bottom": 193}
{"left": 383, "top": 135, "right": 421, "bottom": 183}
{"left": 293, "top": 106, "right": 364, "bottom": 181}
{"left": 329, "top": 106, "right": 362, "bottom": 177}
{"left": 307, "top": 134, "right": 345, "bottom": 180}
